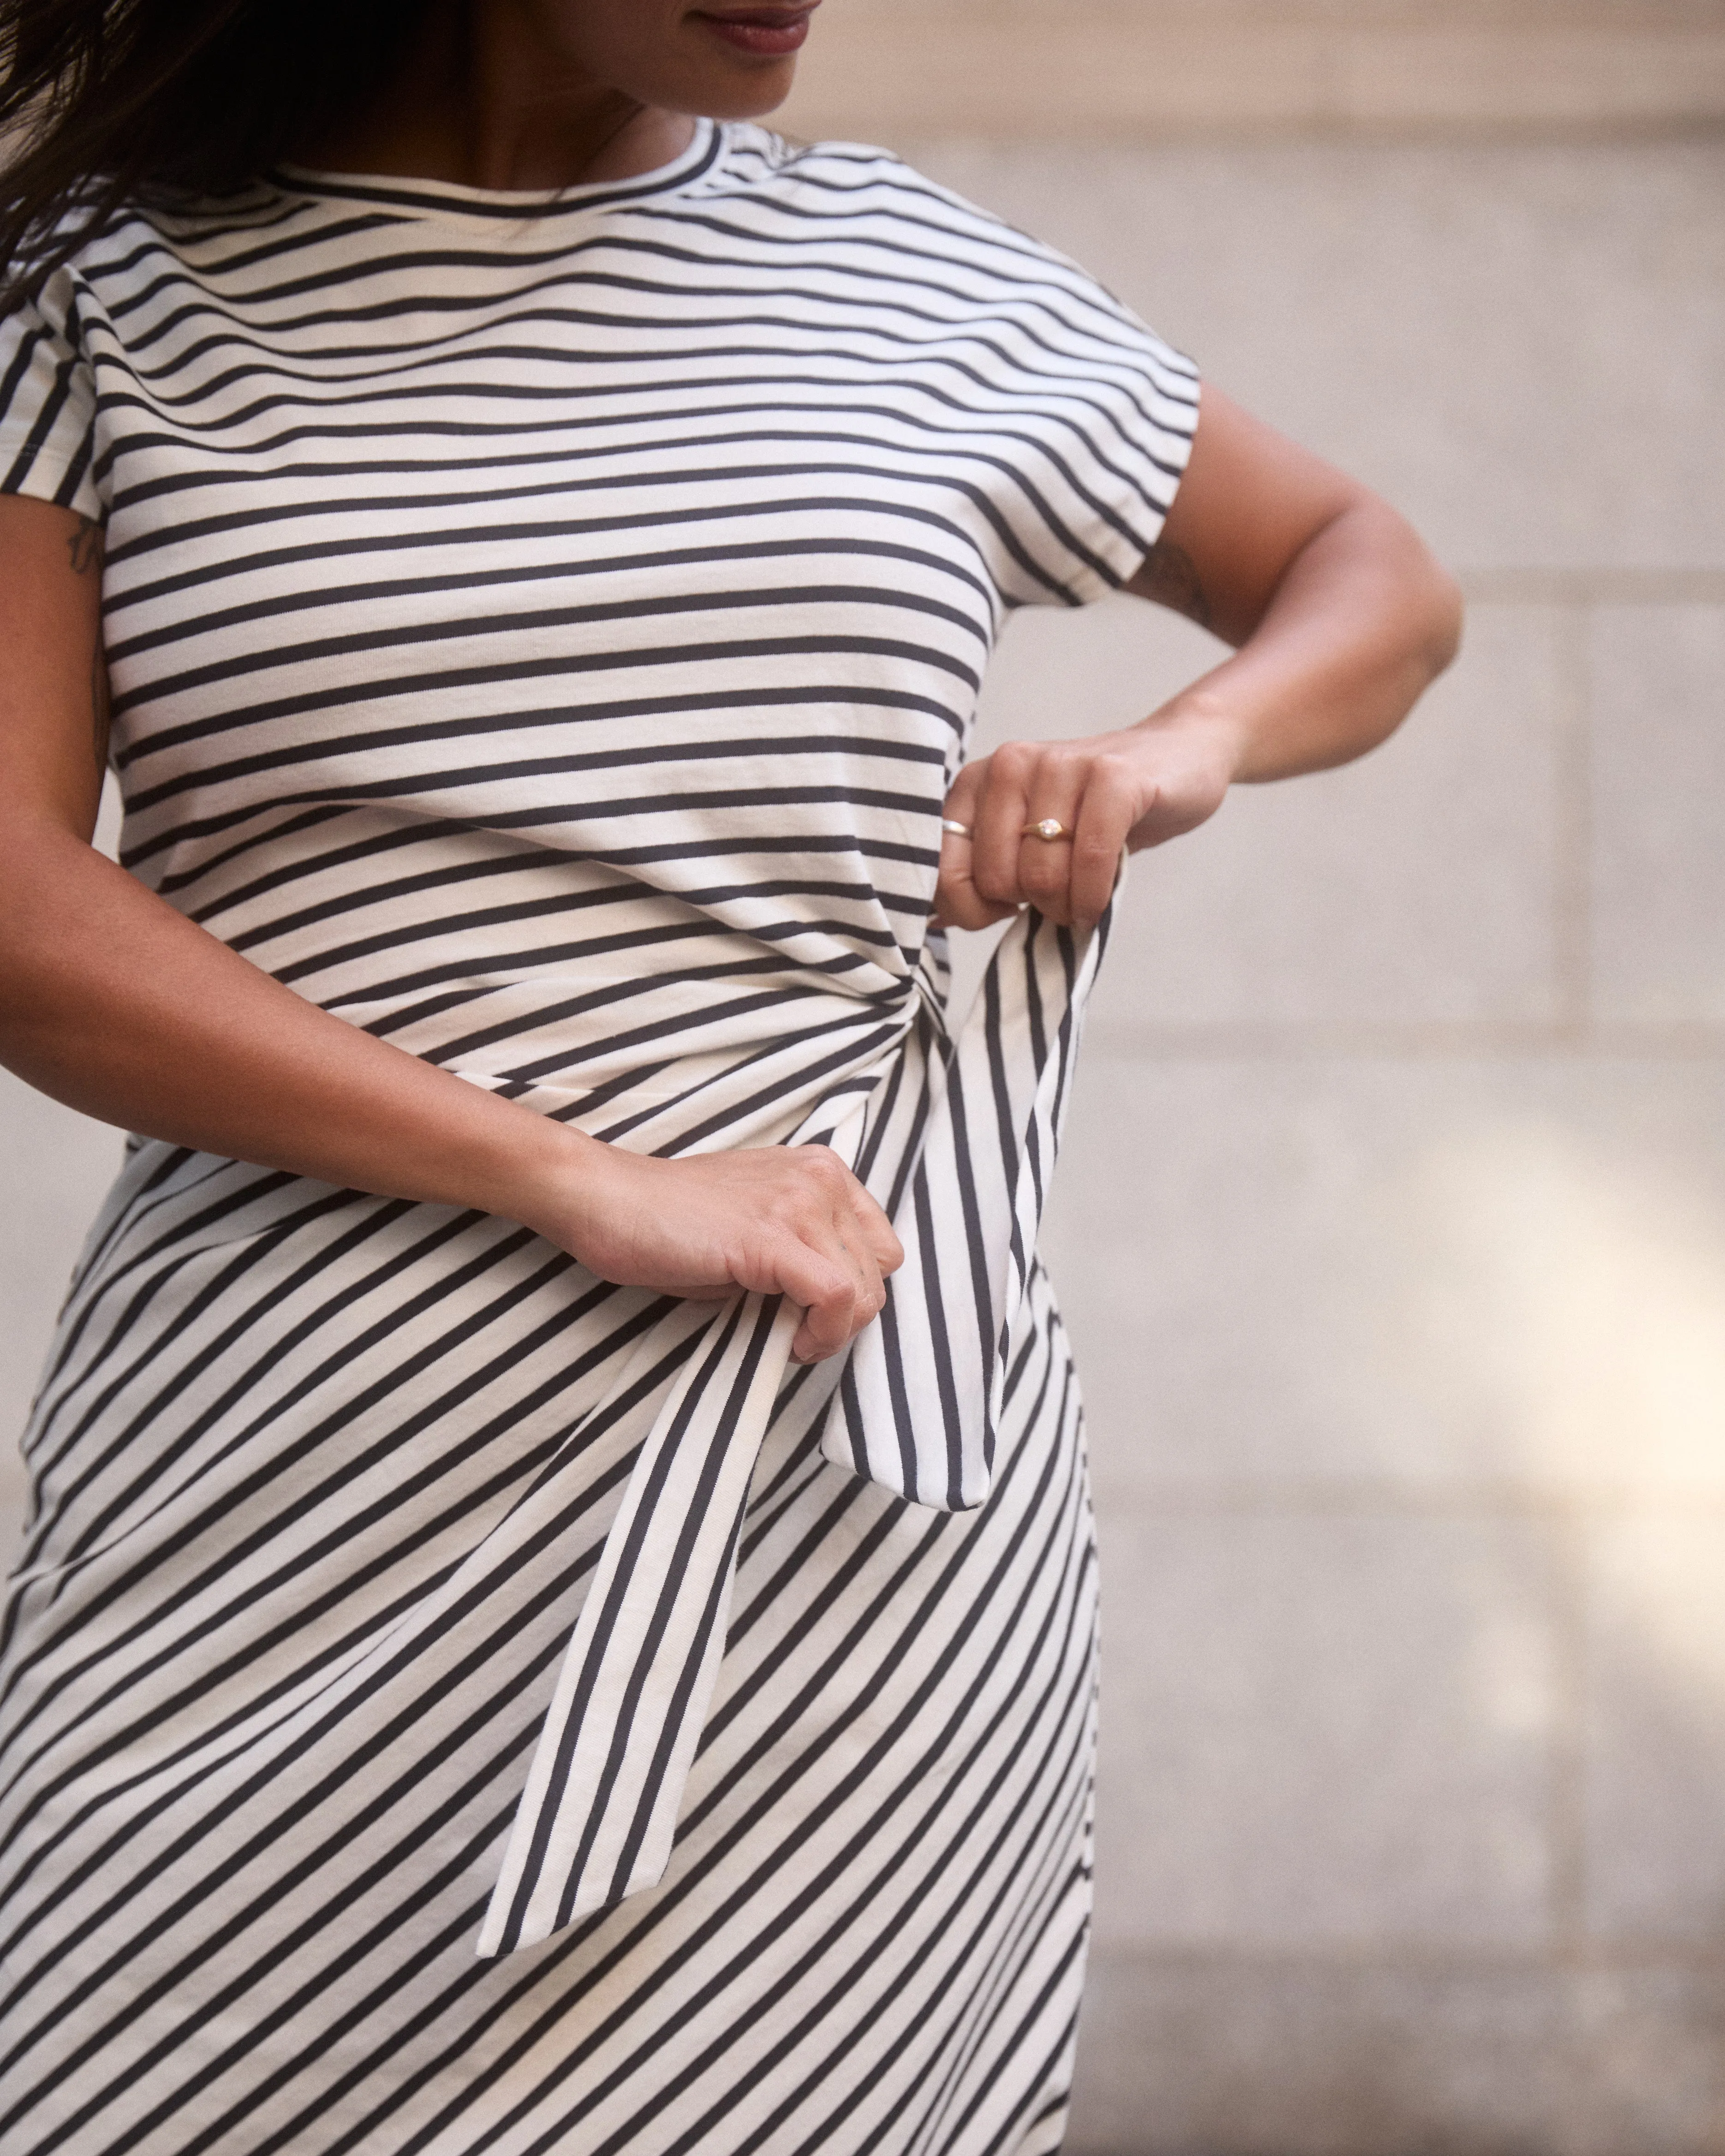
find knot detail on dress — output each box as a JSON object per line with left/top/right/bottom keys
{"left": 479, "top": 893, "right": 1115, "bottom": 1955}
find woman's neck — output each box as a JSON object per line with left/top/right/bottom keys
{"left": 295, "top": 2, "right": 697, "bottom": 190}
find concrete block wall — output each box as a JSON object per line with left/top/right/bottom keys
{"left": 776, "top": 0, "right": 1725, "bottom": 141}
{"left": 1, "top": 15, "right": 1720, "bottom": 2156}
{"left": 939, "top": 135, "right": 1725, "bottom": 2153}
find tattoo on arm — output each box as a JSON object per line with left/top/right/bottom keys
{"left": 67, "top": 513, "right": 104, "bottom": 577}
{"left": 1134, "top": 536, "right": 1213, "bottom": 631}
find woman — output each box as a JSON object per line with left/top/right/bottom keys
{"left": 0, "top": 2, "right": 1460, "bottom": 2150}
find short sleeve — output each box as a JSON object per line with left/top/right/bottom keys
{"left": 857, "top": 153, "right": 1201, "bottom": 609}
{"left": 0, "top": 267, "right": 104, "bottom": 522}
{"left": 987, "top": 256, "right": 1201, "bottom": 608}
{"left": 1033, "top": 293, "right": 1200, "bottom": 607}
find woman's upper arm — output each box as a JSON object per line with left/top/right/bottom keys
{"left": 1126, "top": 383, "right": 1369, "bottom": 647}
{"left": 0, "top": 491, "right": 109, "bottom": 843}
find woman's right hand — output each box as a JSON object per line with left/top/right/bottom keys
{"left": 522, "top": 1138, "right": 905, "bottom": 1366}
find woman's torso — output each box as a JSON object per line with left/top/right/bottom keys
{"left": 34, "top": 119, "right": 1194, "bottom": 1143}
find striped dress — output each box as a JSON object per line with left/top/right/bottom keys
{"left": 0, "top": 120, "right": 1196, "bottom": 2156}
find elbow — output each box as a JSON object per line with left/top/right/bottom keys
{"left": 1364, "top": 551, "right": 1462, "bottom": 762}
{"left": 1419, "top": 556, "right": 1465, "bottom": 683}
{"left": 1337, "top": 518, "right": 1463, "bottom": 768}
{"left": 1361, "top": 494, "right": 1463, "bottom": 689}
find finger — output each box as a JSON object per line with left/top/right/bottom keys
{"left": 778, "top": 1243, "right": 858, "bottom": 1361}
{"left": 935, "top": 763, "right": 1019, "bottom": 930}
{"left": 782, "top": 1156, "right": 876, "bottom": 1357}
{"left": 1068, "top": 753, "right": 1138, "bottom": 926}
{"left": 934, "top": 827, "right": 1019, "bottom": 931}
{"left": 942, "top": 759, "right": 986, "bottom": 830}
{"left": 819, "top": 1186, "right": 881, "bottom": 1320}
{"left": 801, "top": 1143, "right": 899, "bottom": 1278}
{"left": 788, "top": 1188, "right": 889, "bottom": 1361}
{"left": 843, "top": 1233, "right": 886, "bottom": 1326}
{"left": 972, "top": 741, "right": 1036, "bottom": 910}
{"left": 845, "top": 1181, "right": 904, "bottom": 1274}
{"left": 1014, "top": 757, "right": 1087, "bottom": 924}
{"left": 794, "top": 1147, "right": 898, "bottom": 1280}
{"left": 790, "top": 1251, "right": 873, "bottom": 1361}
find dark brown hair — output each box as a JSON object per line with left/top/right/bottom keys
{"left": 0, "top": 0, "right": 426, "bottom": 308}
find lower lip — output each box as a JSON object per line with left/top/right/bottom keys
{"left": 695, "top": 11, "right": 813, "bottom": 57}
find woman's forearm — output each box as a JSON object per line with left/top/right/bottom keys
{"left": 1142, "top": 497, "right": 1462, "bottom": 785}
{"left": 0, "top": 810, "right": 587, "bottom": 1221}
{"left": 937, "top": 492, "right": 1460, "bottom": 931}
{"left": 0, "top": 810, "right": 903, "bottom": 1360}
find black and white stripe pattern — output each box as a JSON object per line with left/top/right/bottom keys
{"left": 484, "top": 897, "right": 1110, "bottom": 1954}
{"left": 0, "top": 119, "right": 1193, "bottom": 2153}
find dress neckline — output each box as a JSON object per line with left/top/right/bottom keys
{"left": 272, "top": 116, "right": 725, "bottom": 229}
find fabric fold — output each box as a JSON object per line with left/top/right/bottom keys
{"left": 827, "top": 902, "right": 1110, "bottom": 1510}
{"left": 479, "top": 894, "right": 1113, "bottom": 1955}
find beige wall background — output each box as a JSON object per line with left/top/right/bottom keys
{"left": 2, "top": 4, "right": 1722, "bottom": 2150}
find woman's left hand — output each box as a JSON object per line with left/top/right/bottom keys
{"left": 933, "top": 703, "right": 1244, "bottom": 932}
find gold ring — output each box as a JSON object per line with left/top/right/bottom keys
{"left": 940, "top": 818, "right": 973, "bottom": 839}
{"left": 1021, "top": 818, "right": 1071, "bottom": 842}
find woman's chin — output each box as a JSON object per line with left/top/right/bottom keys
{"left": 687, "top": 60, "right": 802, "bottom": 121}
{"left": 674, "top": 8, "right": 812, "bottom": 116}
